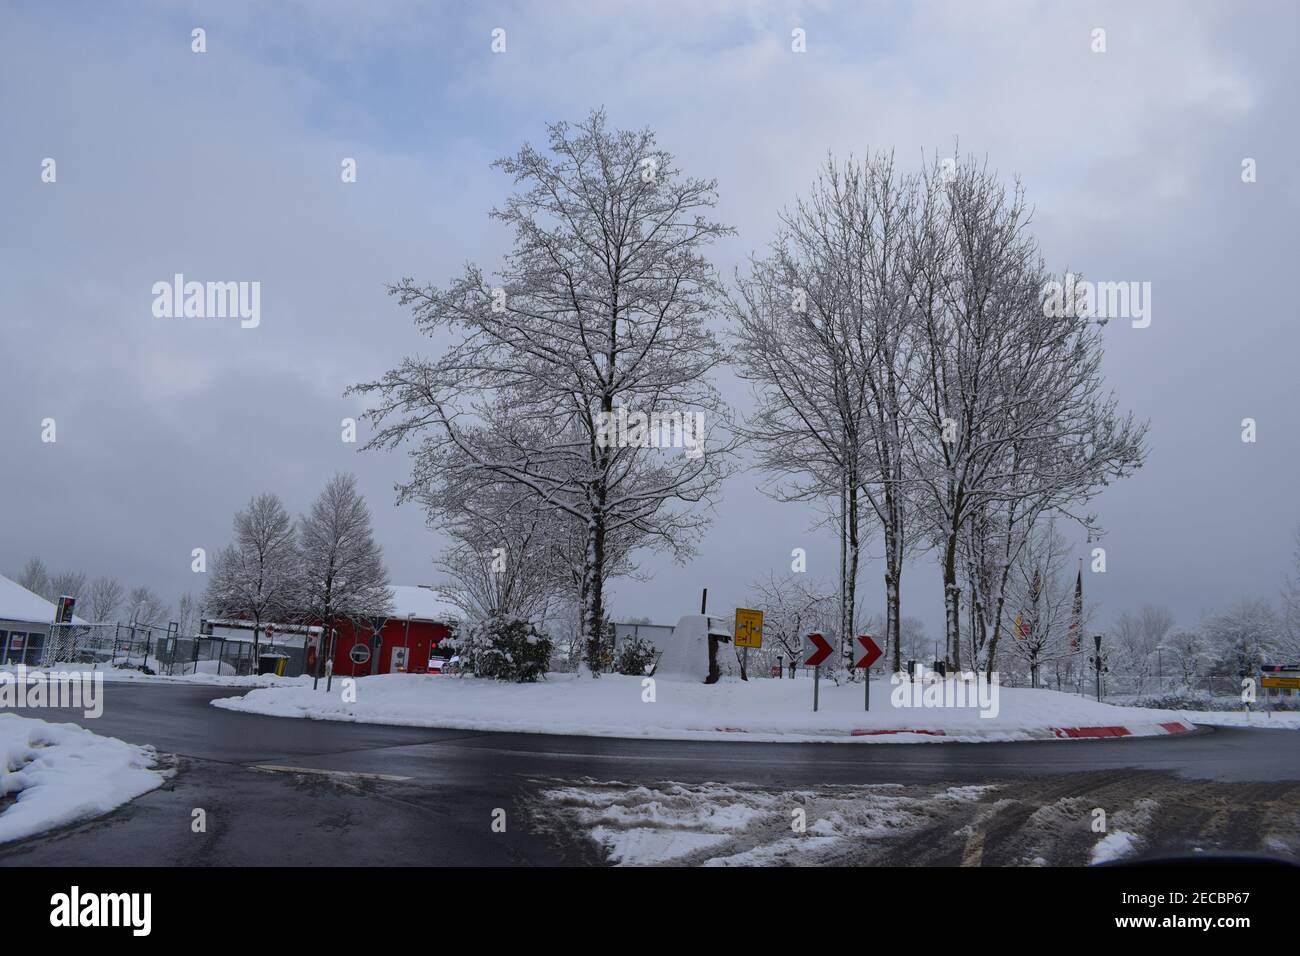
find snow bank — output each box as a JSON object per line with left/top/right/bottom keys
{"left": 0, "top": 714, "right": 166, "bottom": 843}
{"left": 1168, "top": 710, "right": 1300, "bottom": 730}
{"left": 212, "top": 671, "right": 1210, "bottom": 743}
{"left": 653, "top": 614, "right": 737, "bottom": 682}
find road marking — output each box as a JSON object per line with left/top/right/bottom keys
{"left": 249, "top": 764, "right": 411, "bottom": 782}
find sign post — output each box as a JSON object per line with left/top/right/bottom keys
{"left": 855, "top": 635, "right": 883, "bottom": 711}
{"left": 803, "top": 632, "right": 832, "bottom": 712}
{"left": 734, "top": 608, "right": 763, "bottom": 682}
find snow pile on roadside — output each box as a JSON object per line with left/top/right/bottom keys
{"left": 0, "top": 662, "right": 310, "bottom": 690}
{"left": 0, "top": 714, "right": 166, "bottom": 843}
{"left": 546, "top": 782, "right": 778, "bottom": 864}
{"left": 212, "top": 671, "right": 1203, "bottom": 743}
{"left": 541, "top": 780, "right": 996, "bottom": 865}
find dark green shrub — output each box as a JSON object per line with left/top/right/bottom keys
{"left": 614, "top": 634, "right": 658, "bottom": 676}
{"left": 448, "top": 615, "right": 552, "bottom": 682}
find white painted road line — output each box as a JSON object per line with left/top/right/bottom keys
{"left": 249, "top": 764, "right": 412, "bottom": 782}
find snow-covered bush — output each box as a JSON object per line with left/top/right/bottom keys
{"left": 613, "top": 634, "right": 658, "bottom": 676}
{"left": 447, "top": 615, "right": 552, "bottom": 682}
{"left": 1128, "top": 689, "right": 1300, "bottom": 712}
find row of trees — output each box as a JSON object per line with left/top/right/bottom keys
{"left": 204, "top": 473, "right": 392, "bottom": 670}
{"left": 10, "top": 474, "right": 392, "bottom": 678}
{"left": 12, "top": 556, "right": 177, "bottom": 629}
{"left": 731, "top": 152, "right": 1148, "bottom": 679}
{"left": 1099, "top": 597, "right": 1300, "bottom": 697}
{"left": 353, "top": 111, "right": 1148, "bottom": 679}
{"left": 994, "top": 521, "right": 1300, "bottom": 692}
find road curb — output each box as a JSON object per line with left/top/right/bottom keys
{"left": 709, "top": 720, "right": 1197, "bottom": 742}
{"left": 1049, "top": 721, "right": 1194, "bottom": 739}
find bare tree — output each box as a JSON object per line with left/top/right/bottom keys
{"left": 125, "top": 586, "right": 169, "bottom": 628}
{"left": 1165, "top": 629, "right": 1209, "bottom": 689}
{"left": 1202, "top": 597, "right": 1281, "bottom": 679}
{"left": 421, "top": 435, "right": 632, "bottom": 624}
{"left": 1281, "top": 522, "right": 1300, "bottom": 659}
{"left": 1113, "top": 605, "right": 1173, "bottom": 694}
{"left": 15, "top": 557, "right": 51, "bottom": 599}
{"left": 176, "top": 592, "right": 200, "bottom": 637}
{"left": 85, "top": 576, "right": 124, "bottom": 623}
{"left": 49, "top": 569, "right": 87, "bottom": 605}
{"left": 861, "top": 610, "right": 932, "bottom": 671}
{"left": 745, "top": 572, "right": 837, "bottom": 677}
{"left": 731, "top": 154, "right": 921, "bottom": 675}
{"left": 352, "top": 111, "right": 737, "bottom": 673}
{"left": 1001, "top": 521, "right": 1082, "bottom": 687}
{"left": 298, "top": 473, "right": 393, "bottom": 682}
{"left": 905, "top": 157, "right": 1146, "bottom": 670}
{"left": 205, "top": 493, "right": 300, "bottom": 663}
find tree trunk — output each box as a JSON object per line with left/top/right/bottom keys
{"left": 983, "top": 557, "right": 1015, "bottom": 681}
{"left": 843, "top": 477, "right": 860, "bottom": 678}
{"left": 252, "top": 620, "right": 261, "bottom": 677}
{"left": 943, "top": 533, "right": 962, "bottom": 670}
{"left": 582, "top": 507, "right": 606, "bottom": 676}
{"left": 885, "top": 556, "right": 902, "bottom": 673}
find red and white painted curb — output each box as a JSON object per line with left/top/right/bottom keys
{"left": 709, "top": 720, "right": 1196, "bottom": 741}
{"left": 1049, "top": 721, "right": 1194, "bottom": 739}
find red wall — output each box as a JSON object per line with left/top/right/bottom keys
{"left": 325, "top": 618, "right": 452, "bottom": 677}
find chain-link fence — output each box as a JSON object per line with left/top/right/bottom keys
{"left": 33, "top": 622, "right": 307, "bottom": 677}
{"left": 157, "top": 636, "right": 306, "bottom": 677}
{"left": 41, "top": 622, "right": 134, "bottom": 666}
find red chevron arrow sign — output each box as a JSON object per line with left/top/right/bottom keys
{"left": 804, "top": 632, "right": 833, "bottom": 668}
{"left": 804, "top": 632, "right": 833, "bottom": 712}
{"left": 855, "top": 635, "right": 883, "bottom": 669}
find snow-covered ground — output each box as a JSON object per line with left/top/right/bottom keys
{"left": 212, "top": 671, "right": 1222, "bottom": 743}
{"left": 0, "top": 661, "right": 311, "bottom": 690}
{"left": 1172, "top": 709, "right": 1300, "bottom": 730}
{"left": 0, "top": 713, "right": 167, "bottom": 843}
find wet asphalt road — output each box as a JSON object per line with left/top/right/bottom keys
{"left": 1, "top": 682, "right": 1298, "bottom": 865}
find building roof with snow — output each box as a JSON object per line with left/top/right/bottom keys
{"left": 389, "top": 586, "right": 461, "bottom": 625}
{"left": 0, "top": 573, "right": 89, "bottom": 626}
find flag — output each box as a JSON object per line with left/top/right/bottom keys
{"left": 1067, "top": 564, "right": 1083, "bottom": 651}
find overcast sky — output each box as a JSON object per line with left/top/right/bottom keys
{"left": 2, "top": 0, "right": 1298, "bottom": 640}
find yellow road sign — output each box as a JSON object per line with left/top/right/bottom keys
{"left": 1261, "top": 675, "right": 1300, "bottom": 690}
{"left": 734, "top": 608, "right": 763, "bottom": 649}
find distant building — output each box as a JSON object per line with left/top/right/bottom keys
{"left": 326, "top": 586, "right": 460, "bottom": 677}
{"left": 0, "top": 572, "right": 88, "bottom": 665}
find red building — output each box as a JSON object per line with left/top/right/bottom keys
{"left": 325, "top": 586, "right": 460, "bottom": 677}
